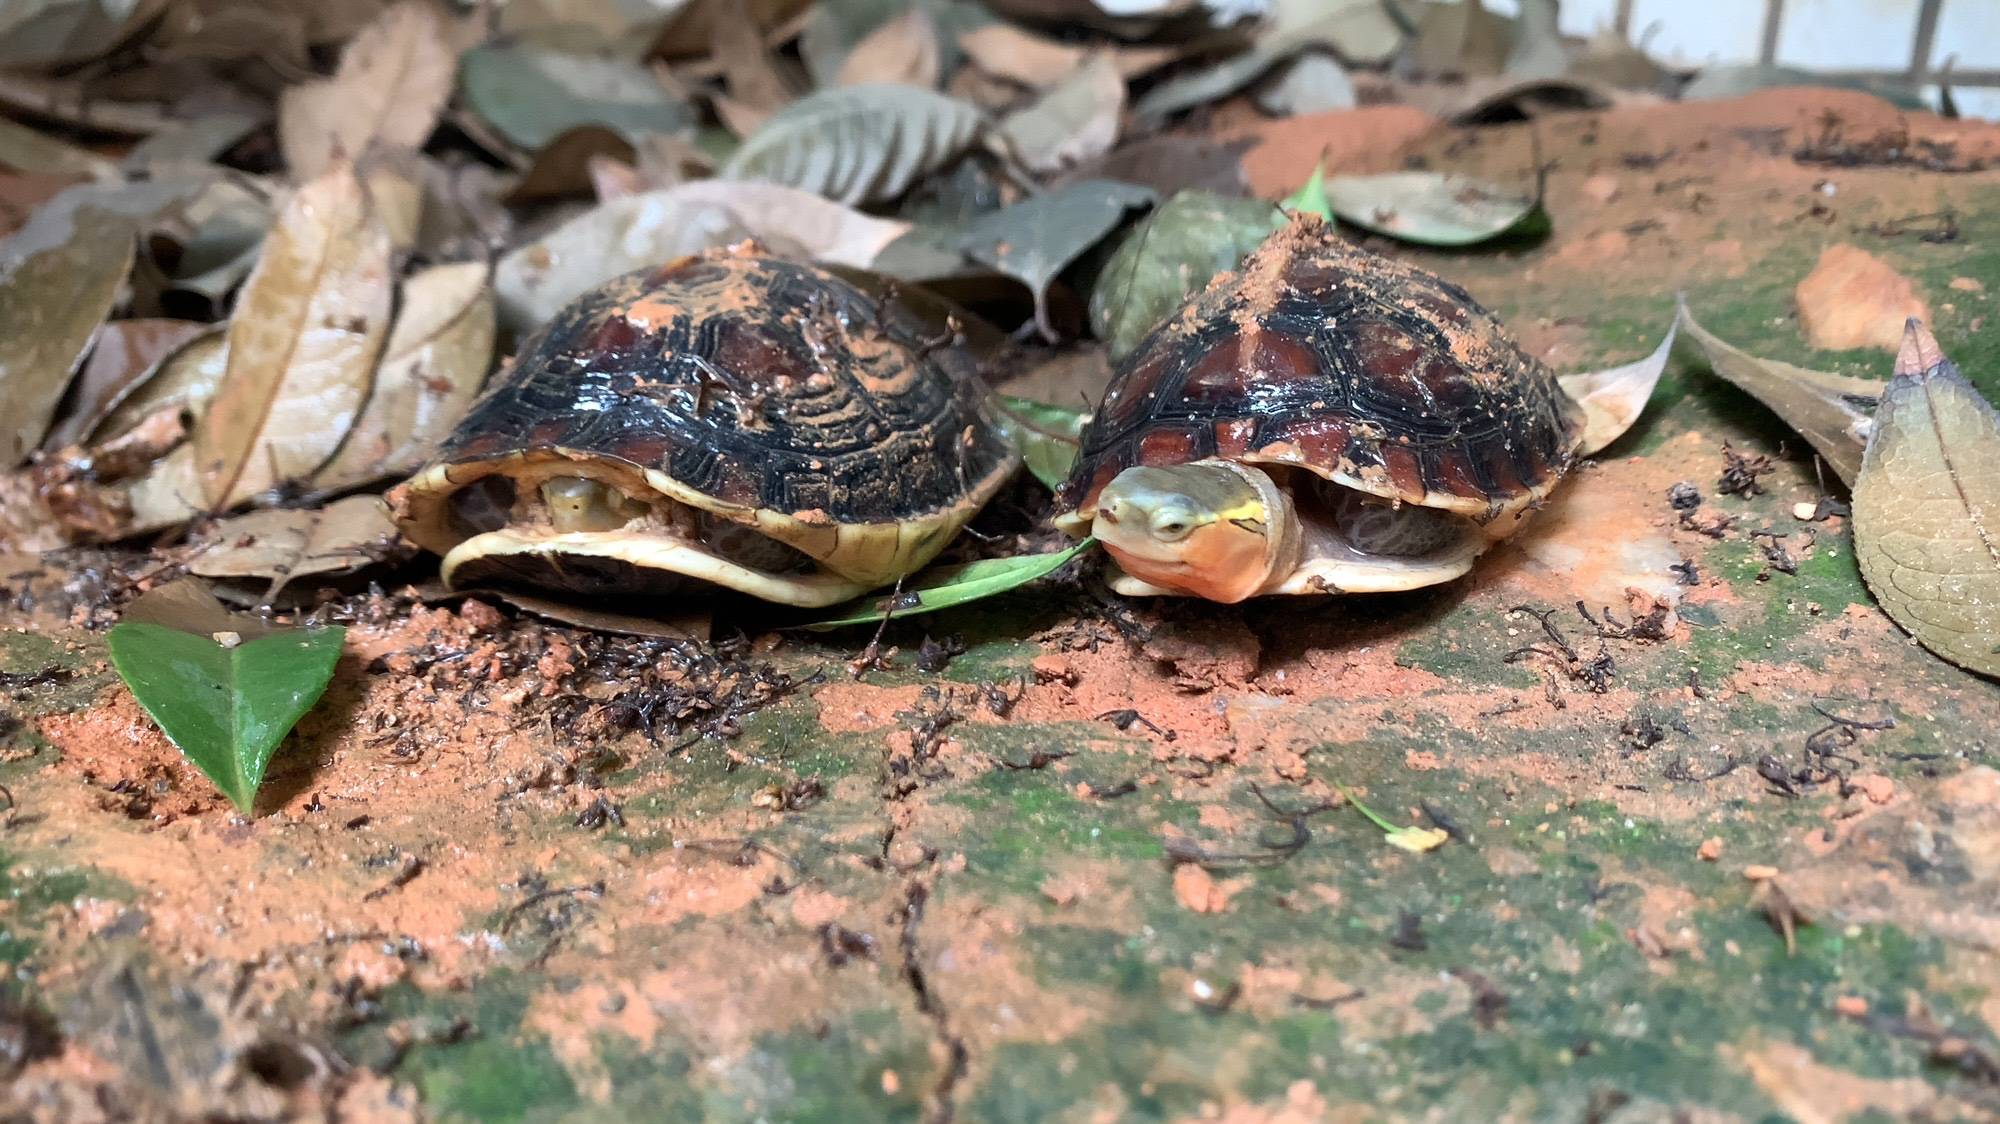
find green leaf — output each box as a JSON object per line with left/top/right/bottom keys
{"left": 1334, "top": 783, "right": 1449, "bottom": 853}
{"left": 1851, "top": 321, "right": 2000, "bottom": 678}
{"left": 107, "top": 583, "right": 345, "bottom": 814}
{"left": 801, "top": 539, "right": 1095, "bottom": 631}
{"left": 994, "top": 394, "right": 1088, "bottom": 490}
{"left": 1320, "top": 171, "right": 1547, "bottom": 246}
{"left": 1676, "top": 298, "right": 1881, "bottom": 485}
{"left": 1089, "top": 189, "right": 1284, "bottom": 362}
{"left": 1281, "top": 162, "right": 1331, "bottom": 219}
{"left": 719, "top": 84, "right": 985, "bottom": 206}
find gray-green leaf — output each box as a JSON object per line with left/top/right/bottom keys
{"left": 1090, "top": 189, "right": 1283, "bottom": 361}
{"left": 1851, "top": 321, "right": 2000, "bottom": 678}
{"left": 956, "top": 178, "right": 1155, "bottom": 339}
{"left": 720, "top": 84, "right": 985, "bottom": 206}
{"left": 108, "top": 581, "right": 346, "bottom": 814}
{"left": 802, "top": 539, "right": 1095, "bottom": 630}
{"left": 994, "top": 394, "right": 1089, "bottom": 490}
{"left": 1677, "top": 299, "right": 1881, "bottom": 485}
{"left": 0, "top": 204, "right": 133, "bottom": 466}
{"left": 1317, "top": 171, "right": 1547, "bottom": 246}
{"left": 459, "top": 45, "right": 693, "bottom": 152}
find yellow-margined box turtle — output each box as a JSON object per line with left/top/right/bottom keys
{"left": 393, "top": 245, "right": 1019, "bottom": 607}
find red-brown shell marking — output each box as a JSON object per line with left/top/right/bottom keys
{"left": 1056, "top": 217, "right": 1584, "bottom": 522}
{"left": 433, "top": 249, "right": 1016, "bottom": 524}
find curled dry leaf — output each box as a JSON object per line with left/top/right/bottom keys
{"left": 458, "top": 45, "right": 694, "bottom": 152}
{"left": 278, "top": 0, "right": 457, "bottom": 180}
{"left": 1677, "top": 299, "right": 1881, "bottom": 485}
{"left": 315, "top": 262, "right": 495, "bottom": 491}
{"left": 42, "top": 318, "right": 209, "bottom": 451}
{"left": 495, "top": 180, "right": 910, "bottom": 332}
{"left": 837, "top": 8, "right": 941, "bottom": 89}
{"left": 1556, "top": 319, "right": 1678, "bottom": 457}
{"left": 991, "top": 53, "right": 1125, "bottom": 176}
{"left": 1852, "top": 321, "right": 2000, "bottom": 678}
{"left": 187, "top": 494, "right": 409, "bottom": 597}
{"left": 92, "top": 326, "right": 226, "bottom": 445}
{"left": 194, "top": 163, "right": 392, "bottom": 510}
{"left": 0, "top": 202, "right": 133, "bottom": 466}
{"left": 711, "top": 0, "right": 796, "bottom": 115}
{"left": 103, "top": 330, "right": 227, "bottom": 535}
{"left": 719, "top": 83, "right": 985, "bottom": 206}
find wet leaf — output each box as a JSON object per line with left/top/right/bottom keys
{"left": 316, "top": 262, "right": 495, "bottom": 490}
{"left": 956, "top": 178, "right": 1155, "bottom": 340}
{"left": 494, "top": 180, "right": 910, "bottom": 332}
{"left": 1851, "top": 321, "right": 2000, "bottom": 678}
{"left": 278, "top": 0, "right": 457, "bottom": 180}
{"left": 42, "top": 318, "right": 208, "bottom": 451}
{"left": 1090, "top": 189, "right": 1282, "bottom": 362}
{"left": 108, "top": 580, "right": 346, "bottom": 814}
{"left": 0, "top": 204, "right": 133, "bottom": 466}
{"left": 802, "top": 538, "right": 1095, "bottom": 630}
{"left": 1316, "top": 171, "right": 1546, "bottom": 246}
{"left": 991, "top": 53, "right": 1124, "bottom": 176}
{"left": 459, "top": 44, "right": 693, "bottom": 152}
{"left": 194, "top": 163, "right": 392, "bottom": 509}
{"left": 835, "top": 8, "right": 939, "bottom": 88}
{"left": 994, "top": 394, "right": 1088, "bottom": 491}
{"left": 1677, "top": 299, "right": 1880, "bottom": 485}
{"left": 188, "top": 495, "right": 407, "bottom": 598}
{"left": 719, "top": 84, "right": 985, "bottom": 206}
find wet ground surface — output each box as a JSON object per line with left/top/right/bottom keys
{"left": 3, "top": 91, "right": 2000, "bottom": 1122}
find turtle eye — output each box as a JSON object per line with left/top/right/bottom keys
{"left": 1149, "top": 511, "right": 1196, "bottom": 542}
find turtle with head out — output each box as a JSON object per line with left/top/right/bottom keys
{"left": 1053, "top": 215, "right": 1666, "bottom": 602}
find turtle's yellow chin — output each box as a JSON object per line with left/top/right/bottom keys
{"left": 1089, "top": 462, "right": 1292, "bottom": 603}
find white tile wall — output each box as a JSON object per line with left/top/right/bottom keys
{"left": 1931, "top": 0, "right": 2000, "bottom": 70}
{"left": 1623, "top": 0, "right": 1769, "bottom": 66}
{"left": 1775, "top": 0, "right": 1916, "bottom": 71}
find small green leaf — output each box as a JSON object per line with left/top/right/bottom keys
{"left": 993, "top": 394, "right": 1089, "bottom": 490}
{"left": 1281, "top": 162, "right": 1331, "bottom": 220}
{"left": 1320, "top": 171, "right": 1547, "bottom": 246}
{"left": 801, "top": 539, "right": 1095, "bottom": 630}
{"left": 1335, "top": 784, "right": 1448, "bottom": 853}
{"left": 1089, "top": 190, "right": 1285, "bottom": 362}
{"left": 107, "top": 585, "right": 345, "bottom": 814}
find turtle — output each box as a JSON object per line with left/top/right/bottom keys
{"left": 392, "top": 244, "right": 1019, "bottom": 608}
{"left": 1051, "top": 215, "right": 1668, "bottom": 603}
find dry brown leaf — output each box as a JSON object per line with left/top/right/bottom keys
{"left": 710, "top": 0, "right": 795, "bottom": 115}
{"left": 836, "top": 9, "right": 940, "bottom": 90}
{"left": 1852, "top": 321, "right": 2000, "bottom": 678}
{"left": 187, "top": 494, "right": 407, "bottom": 597}
{"left": 0, "top": 204, "right": 133, "bottom": 466}
{"left": 91, "top": 327, "right": 226, "bottom": 445}
{"left": 494, "top": 180, "right": 910, "bottom": 331}
{"left": 278, "top": 0, "right": 457, "bottom": 180}
{"left": 193, "top": 162, "right": 392, "bottom": 509}
{"left": 992, "top": 53, "right": 1125, "bottom": 176}
{"left": 0, "top": 71, "right": 174, "bottom": 136}
{"left": 315, "top": 262, "right": 494, "bottom": 491}
{"left": 361, "top": 152, "right": 426, "bottom": 253}
{"left": 957, "top": 24, "right": 1177, "bottom": 89}
{"left": 42, "top": 318, "right": 209, "bottom": 451}
{"left": 506, "top": 125, "right": 636, "bottom": 204}
{"left": 712, "top": 92, "right": 774, "bottom": 139}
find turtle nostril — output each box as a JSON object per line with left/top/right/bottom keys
{"left": 1098, "top": 500, "right": 1123, "bottom": 525}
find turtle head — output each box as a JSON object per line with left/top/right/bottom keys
{"left": 1089, "top": 461, "right": 1295, "bottom": 603}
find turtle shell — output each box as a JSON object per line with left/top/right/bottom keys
{"left": 1055, "top": 217, "right": 1583, "bottom": 529}
{"left": 395, "top": 246, "right": 1018, "bottom": 600}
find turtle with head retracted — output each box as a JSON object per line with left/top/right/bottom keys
{"left": 1052, "top": 216, "right": 1671, "bottom": 602}
{"left": 393, "top": 245, "right": 1019, "bottom": 607}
